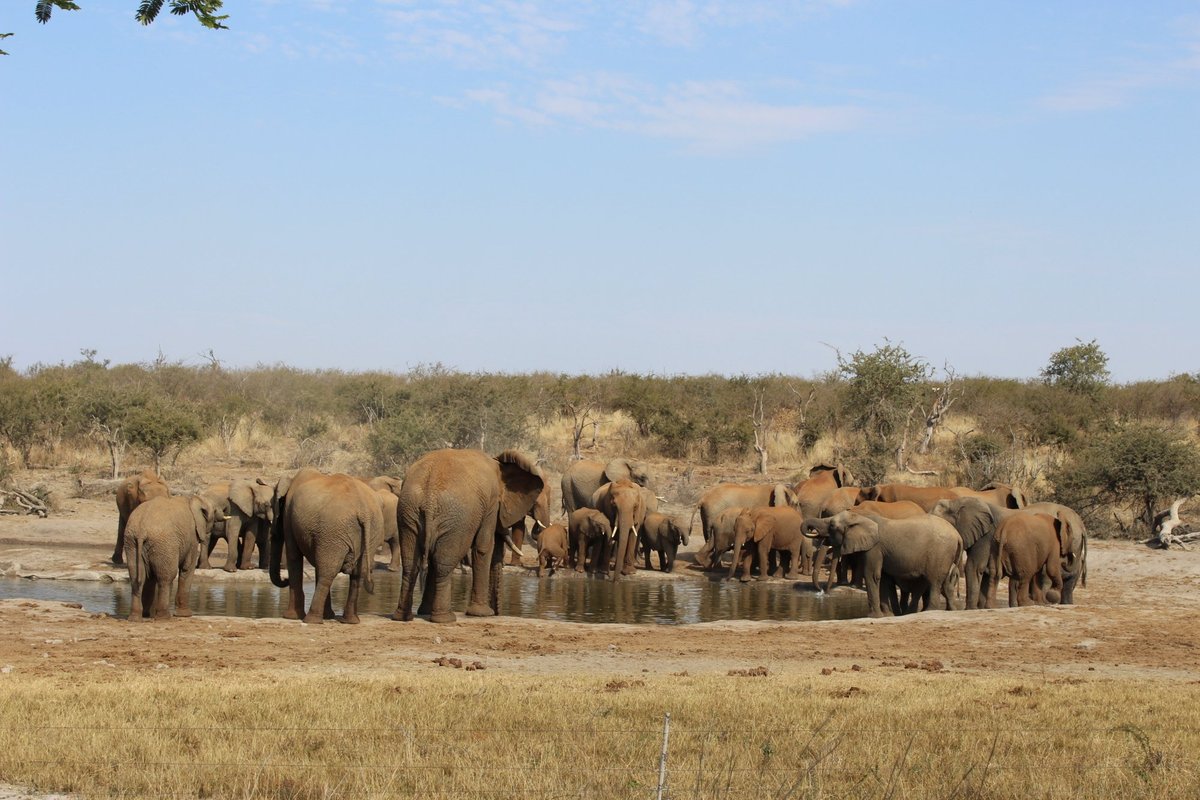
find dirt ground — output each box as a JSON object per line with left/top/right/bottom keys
{"left": 1, "top": 487, "right": 1198, "bottom": 686}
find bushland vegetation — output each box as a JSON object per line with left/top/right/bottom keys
{"left": 1, "top": 345, "right": 1198, "bottom": 537}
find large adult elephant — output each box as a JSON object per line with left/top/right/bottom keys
{"left": 949, "top": 482, "right": 1027, "bottom": 509}
{"left": 794, "top": 463, "right": 855, "bottom": 518}
{"left": 992, "top": 511, "right": 1068, "bottom": 607}
{"left": 803, "top": 511, "right": 962, "bottom": 617}
{"left": 269, "top": 468, "right": 385, "bottom": 625}
{"left": 930, "top": 497, "right": 1002, "bottom": 610}
{"left": 124, "top": 494, "right": 218, "bottom": 620}
{"left": 560, "top": 458, "right": 651, "bottom": 515}
{"left": 394, "top": 449, "right": 544, "bottom": 623}
{"left": 859, "top": 483, "right": 958, "bottom": 512}
{"left": 591, "top": 479, "right": 647, "bottom": 581}
{"left": 728, "top": 506, "right": 813, "bottom": 582}
{"left": 199, "top": 478, "right": 274, "bottom": 571}
{"left": 692, "top": 482, "right": 795, "bottom": 569}
{"left": 112, "top": 470, "right": 170, "bottom": 565}
{"left": 1025, "top": 501, "right": 1087, "bottom": 604}
{"left": 507, "top": 472, "right": 553, "bottom": 566}
{"left": 809, "top": 499, "right": 928, "bottom": 593}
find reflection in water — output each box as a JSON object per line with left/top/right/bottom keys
{"left": 0, "top": 572, "right": 867, "bottom": 624}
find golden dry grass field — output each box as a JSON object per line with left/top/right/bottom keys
{"left": 0, "top": 452, "right": 1198, "bottom": 798}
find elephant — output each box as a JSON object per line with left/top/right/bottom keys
{"left": 507, "top": 471, "right": 553, "bottom": 567}
{"left": 365, "top": 476, "right": 403, "bottom": 571}
{"left": 992, "top": 511, "right": 1068, "bottom": 607}
{"left": 930, "top": 497, "right": 1002, "bottom": 610}
{"left": 705, "top": 506, "right": 755, "bottom": 572}
{"left": 269, "top": 468, "right": 385, "bottom": 624}
{"left": 112, "top": 469, "right": 170, "bottom": 565}
{"left": 1025, "top": 501, "right": 1087, "bottom": 604}
{"left": 394, "top": 449, "right": 543, "bottom": 623}
{"left": 818, "top": 486, "right": 864, "bottom": 517}
{"left": 809, "top": 500, "right": 925, "bottom": 592}
{"left": 534, "top": 523, "right": 569, "bottom": 577}
{"left": 124, "top": 494, "right": 218, "bottom": 620}
{"left": 859, "top": 483, "right": 959, "bottom": 512}
{"left": 560, "top": 458, "right": 651, "bottom": 515}
{"left": 692, "top": 482, "right": 796, "bottom": 569}
{"left": 793, "top": 463, "right": 855, "bottom": 518}
{"left": 639, "top": 512, "right": 689, "bottom": 573}
{"left": 803, "top": 511, "right": 962, "bottom": 618}
{"left": 569, "top": 508, "right": 614, "bottom": 574}
{"left": 949, "top": 482, "right": 1027, "bottom": 510}
{"left": 728, "top": 506, "right": 814, "bottom": 582}
{"left": 591, "top": 479, "right": 647, "bottom": 581}
{"left": 199, "top": 478, "right": 274, "bottom": 571}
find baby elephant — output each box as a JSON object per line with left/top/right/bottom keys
{"left": 640, "top": 512, "right": 689, "bottom": 572}
{"left": 124, "top": 494, "right": 217, "bottom": 621}
{"left": 535, "top": 523, "right": 570, "bottom": 577}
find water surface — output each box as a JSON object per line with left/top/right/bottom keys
{"left": 0, "top": 572, "right": 866, "bottom": 624}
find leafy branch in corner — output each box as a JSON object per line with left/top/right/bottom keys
{"left": 5, "top": 0, "right": 226, "bottom": 54}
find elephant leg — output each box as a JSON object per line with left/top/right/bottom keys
{"left": 256, "top": 523, "right": 271, "bottom": 570}
{"left": 139, "top": 579, "right": 154, "bottom": 620}
{"left": 465, "top": 518, "right": 498, "bottom": 618}
{"left": 643, "top": 537, "right": 653, "bottom": 571}
{"left": 283, "top": 541, "right": 306, "bottom": 621}
{"left": 198, "top": 534, "right": 215, "bottom": 570}
{"left": 621, "top": 532, "right": 638, "bottom": 576}
{"left": 112, "top": 516, "right": 127, "bottom": 565}
{"left": 342, "top": 575, "right": 362, "bottom": 624}
{"left": 304, "top": 567, "right": 337, "bottom": 624}
{"left": 387, "top": 536, "right": 402, "bottom": 572}
{"left": 221, "top": 516, "right": 241, "bottom": 572}
{"left": 785, "top": 545, "right": 801, "bottom": 580}
{"left": 1008, "top": 573, "right": 1021, "bottom": 608}
{"left": 425, "top": 555, "right": 457, "bottom": 623}
{"left": 152, "top": 575, "right": 172, "bottom": 620}
{"left": 238, "top": 520, "right": 258, "bottom": 570}
{"left": 174, "top": 559, "right": 195, "bottom": 618}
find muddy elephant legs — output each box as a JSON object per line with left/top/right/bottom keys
{"left": 304, "top": 570, "right": 338, "bottom": 624}
{"left": 465, "top": 517, "right": 499, "bottom": 619}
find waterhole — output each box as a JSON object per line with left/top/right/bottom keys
{"left": 0, "top": 572, "right": 866, "bottom": 624}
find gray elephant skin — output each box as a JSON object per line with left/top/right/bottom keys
{"left": 693, "top": 482, "right": 795, "bottom": 569}
{"left": 568, "top": 508, "right": 613, "bottom": 574}
{"left": 113, "top": 469, "right": 170, "bottom": 565}
{"left": 395, "top": 449, "right": 544, "bottom": 623}
{"left": 590, "top": 479, "right": 647, "bottom": 581}
{"left": 639, "top": 512, "right": 689, "bottom": 572}
{"left": 124, "top": 494, "right": 217, "bottom": 621}
{"left": 560, "top": 458, "right": 651, "bottom": 515}
{"left": 270, "top": 468, "right": 385, "bottom": 625}
{"left": 200, "top": 478, "right": 274, "bottom": 572}
{"left": 804, "top": 511, "right": 962, "bottom": 618}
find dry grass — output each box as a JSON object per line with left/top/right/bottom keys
{"left": 0, "top": 670, "right": 1195, "bottom": 799}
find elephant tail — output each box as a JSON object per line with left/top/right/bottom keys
{"left": 357, "top": 507, "right": 376, "bottom": 595}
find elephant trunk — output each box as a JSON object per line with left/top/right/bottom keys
{"left": 727, "top": 529, "right": 746, "bottom": 580}
{"left": 269, "top": 502, "right": 288, "bottom": 589}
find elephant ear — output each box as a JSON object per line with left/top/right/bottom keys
{"left": 495, "top": 451, "right": 545, "bottom": 529}
{"left": 958, "top": 499, "right": 994, "bottom": 549}
{"left": 229, "top": 481, "right": 255, "bottom": 518}
{"left": 189, "top": 495, "right": 211, "bottom": 544}
{"left": 251, "top": 480, "right": 275, "bottom": 519}
{"left": 1054, "top": 516, "right": 1071, "bottom": 558}
{"left": 835, "top": 464, "right": 854, "bottom": 488}
{"left": 604, "top": 458, "right": 634, "bottom": 484}
{"left": 751, "top": 514, "right": 776, "bottom": 543}
{"left": 838, "top": 514, "right": 879, "bottom": 555}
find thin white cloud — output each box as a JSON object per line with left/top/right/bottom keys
{"left": 1039, "top": 24, "right": 1200, "bottom": 112}
{"left": 379, "top": 1, "right": 577, "bottom": 67}
{"left": 464, "top": 76, "right": 868, "bottom": 152}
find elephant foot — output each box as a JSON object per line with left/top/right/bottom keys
{"left": 868, "top": 610, "right": 885, "bottom": 618}
{"left": 111, "top": 556, "right": 124, "bottom": 567}
{"left": 391, "top": 609, "right": 414, "bottom": 622}
{"left": 784, "top": 572, "right": 800, "bottom": 581}
{"left": 340, "top": 613, "right": 361, "bottom": 625}
{"left": 464, "top": 604, "right": 495, "bottom": 618}
{"left": 283, "top": 609, "right": 302, "bottom": 621}
{"left": 223, "top": 565, "right": 237, "bottom": 573}
{"left": 431, "top": 610, "right": 458, "bottom": 623}
{"left": 386, "top": 565, "right": 401, "bottom": 573}
{"left": 174, "top": 608, "right": 193, "bottom": 618}
{"left": 302, "top": 613, "right": 325, "bottom": 624}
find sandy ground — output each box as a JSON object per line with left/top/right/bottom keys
{"left": 1, "top": 492, "right": 1198, "bottom": 686}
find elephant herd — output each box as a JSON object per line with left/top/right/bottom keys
{"left": 693, "top": 464, "right": 1088, "bottom": 618}
{"left": 111, "top": 455, "right": 1087, "bottom": 624}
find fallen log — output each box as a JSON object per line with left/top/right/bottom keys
{"left": 0, "top": 488, "right": 49, "bottom": 518}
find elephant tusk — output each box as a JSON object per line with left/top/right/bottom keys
{"left": 504, "top": 533, "right": 523, "bottom": 559}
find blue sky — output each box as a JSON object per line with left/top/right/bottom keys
{"left": 2, "top": 1, "right": 1198, "bottom": 381}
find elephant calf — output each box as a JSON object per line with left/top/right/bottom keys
{"left": 535, "top": 523, "right": 569, "bottom": 577}
{"left": 125, "top": 495, "right": 217, "bottom": 621}
{"left": 639, "top": 512, "right": 689, "bottom": 572}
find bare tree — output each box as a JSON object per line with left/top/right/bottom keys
{"left": 918, "top": 367, "right": 961, "bottom": 455}
{"left": 752, "top": 386, "right": 769, "bottom": 474}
